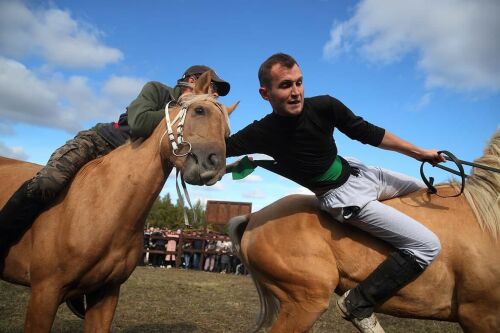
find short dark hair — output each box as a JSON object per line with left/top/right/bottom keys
{"left": 258, "top": 53, "right": 298, "bottom": 88}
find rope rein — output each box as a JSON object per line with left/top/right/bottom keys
{"left": 420, "top": 150, "right": 500, "bottom": 198}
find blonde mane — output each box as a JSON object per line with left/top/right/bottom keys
{"left": 178, "top": 93, "right": 231, "bottom": 133}
{"left": 462, "top": 129, "right": 500, "bottom": 237}
{"left": 179, "top": 93, "right": 219, "bottom": 106}
{"left": 179, "top": 93, "right": 226, "bottom": 115}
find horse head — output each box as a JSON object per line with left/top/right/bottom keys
{"left": 166, "top": 70, "right": 238, "bottom": 186}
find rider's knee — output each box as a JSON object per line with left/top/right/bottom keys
{"left": 26, "top": 178, "right": 63, "bottom": 204}
{"left": 412, "top": 234, "right": 441, "bottom": 268}
{"left": 426, "top": 233, "right": 442, "bottom": 262}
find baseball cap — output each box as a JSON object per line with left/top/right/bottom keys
{"left": 179, "top": 65, "right": 230, "bottom": 96}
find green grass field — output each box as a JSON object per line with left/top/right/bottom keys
{"left": 0, "top": 267, "right": 462, "bottom": 332}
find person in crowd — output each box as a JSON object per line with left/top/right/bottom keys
{"left": 182, "top": 236, "right": 193, "bottom": 269}
{"left": 192, "top": 231, "right": 204, "bottom": 270}
{"left": 150, "top": 230, "right": 166, "bottom": 267}
{"left": 232, "top": 252, "right": 242, "bottom": 274}
{"left": 140, "top": 227, "right": 152, "bottom": 266}
{"left": 165, "top": 229, "right": 180, "bottom": 268}
{"left": 214, "top": 236, "right": 226, "bottom": 272}
{"left": 219, "top": 239, "right": 232, "bottom": 274}
{"left": 204, "top": 237, "right": 217, "bottom": 272}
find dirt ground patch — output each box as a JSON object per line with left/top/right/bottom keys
{"left": 0, "top": 267, "right": 462, "bottom": 332}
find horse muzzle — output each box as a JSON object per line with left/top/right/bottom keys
{"left": 181, "top": 146, "right": 226, "bottom": 186}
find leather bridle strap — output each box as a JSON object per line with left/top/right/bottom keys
{"left": 175, "top": 169, "right": 197, "bottom": 227}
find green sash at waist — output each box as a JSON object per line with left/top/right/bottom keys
{"left": 311, "top": 155, "right": 343, "bottom": 182}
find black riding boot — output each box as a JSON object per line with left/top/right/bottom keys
{"left": 0, "top": 180, "right": 46, "bottom": 257}
{"left": 344, "top": 249, "right": 425, "bottom": 319}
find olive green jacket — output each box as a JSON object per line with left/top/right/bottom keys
{"left": 127, "top": 81, "right": 183, "bottom": 138}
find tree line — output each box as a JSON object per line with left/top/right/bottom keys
{"left": 145, "top": 193, "right": 205, "bottom": 230}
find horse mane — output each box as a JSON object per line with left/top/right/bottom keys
{"left": 179, "top": 93, "right": 219, "bottom": 106}
{"left": 178, "top": 93, "right": 231, "bottom": 132}
{"left": 462, "top": 129, "right": 500, "bottom": 237}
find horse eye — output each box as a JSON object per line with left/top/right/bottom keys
{"left": 194, "top": 106, "right": 205, "bottom": 115}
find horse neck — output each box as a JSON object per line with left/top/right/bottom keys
{"left": 95, "top": 111, "right": 177, "bottom": 230}
{"left": 129, "top": 116, "right": 174, "bottom": 189}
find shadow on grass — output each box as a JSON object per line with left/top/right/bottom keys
{"left": 122, "top": 322, "right": 199, "bottom": 333}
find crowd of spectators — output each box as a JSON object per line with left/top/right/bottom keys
{"left": 141, "top": 227, "right": 247, "bottom": 275}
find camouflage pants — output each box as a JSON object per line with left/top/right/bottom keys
{"left": 27, "top": 129, "right": 114, "bottom": 203}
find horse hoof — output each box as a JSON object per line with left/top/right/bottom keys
{"left": 66, "top": 295, "right": 86, "bottom": 319}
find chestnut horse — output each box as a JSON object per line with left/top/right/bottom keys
{"left": 0, "top": 71, "right": 237, "bottom": 332}
{"left": 229, "top": 130, "right": 500, "bottom": 333}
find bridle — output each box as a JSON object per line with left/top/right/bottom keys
{"left": 164, "top": 100, "right": 191, "bottom": 157}
{"left": 160, "top": 97, "right": 229, "bottom": 157}
{"left": 159, "top": 96, "right": 230, "bottom": 226}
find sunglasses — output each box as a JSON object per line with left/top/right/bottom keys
{"left": 210, "top": 81, "right": 219, "bottom": 94}
{"left": 188, "top": 74, "right": 219, "bottom": 94}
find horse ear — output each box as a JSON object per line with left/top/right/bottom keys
{"left": 194, "top": 71, "right": 212, "bottom": 94}
{"left": 225, "top": 101, "right": 239, "bottom": 115}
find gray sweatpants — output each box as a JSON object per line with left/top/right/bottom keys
{"left": 318, "top": 157, "right": 441, "bottom": 268}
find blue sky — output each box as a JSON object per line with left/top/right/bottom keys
{"left": 1, "top": 0, "right": 499, "bottom": 211}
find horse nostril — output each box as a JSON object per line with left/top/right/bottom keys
{"left": 208, "top": 153, "right": 219, "bottom": 167}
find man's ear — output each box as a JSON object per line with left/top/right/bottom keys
{"left": 259, "top": 86, "right": 269, "bottom": 101}
{"left": 194, "top": 71, "right": 212, "bottom": 94}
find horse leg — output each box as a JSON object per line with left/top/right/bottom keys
{"left": 83, "top": 283, "right": 121, "bottom": 333}
{"left": 269, "top": 299, "right": 330, "bottom": 333}
{"left": 264, "top": 270, "right": 337, "bottom": 333}
{"left": 458, "top": 303, "right": 500, "bottom": 333}
{"left": 24, "top": 283, "right": 63, "bottom": 333}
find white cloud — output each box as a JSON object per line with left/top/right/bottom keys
{"left": 415, "top": 93, "right": 432, "bottom": 111}
{"left": 0, "top": 57, "right": 146, "bottom": 132}
{"left": 323, "top": 0, "right": 500, "bottom": 92}
{"left": 0, "top": 2, "right": 141, "bottom": 133}
{"left": 103, "top": 76, "right": 145, "bottom": 102}
{"left": 240, "top": 174, "right": 263, "bottom": 183}
{"left": 0, "top": 142, "right": 28, "bottom": 160}
{"left": 0, "top": 1, "right": 123, "bottom": 69}
{"left": 0, "top": 57, "right": 80, "bottom": 132}
{"left": 243, "top": 189, "right": 267, "bottom": 199}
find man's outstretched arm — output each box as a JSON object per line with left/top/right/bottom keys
{"left": 378, "top": 131, "right": 446, "bottom": 165}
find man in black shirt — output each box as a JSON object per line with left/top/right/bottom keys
{"left": 226, "top": 53, "right": 445, "bottom": 333}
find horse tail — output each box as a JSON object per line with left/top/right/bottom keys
{"left": 227, "top": 214, "right": 248, "bottom": 254}
{"left": 227, "top": 214, "right": 280, "bottom": 332}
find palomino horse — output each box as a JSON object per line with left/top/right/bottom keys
{"left": 229, "top": 130, "right": 500, "bottom": 333}
{"left": 0, "top": 71, "right": 237, "bottom": 332}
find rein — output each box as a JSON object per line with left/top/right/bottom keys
{"left": 158, "top": 101, "right": 196, "bottom": 226}
{"left": 420, "top": 150, "right": 500, "bottom": 197}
